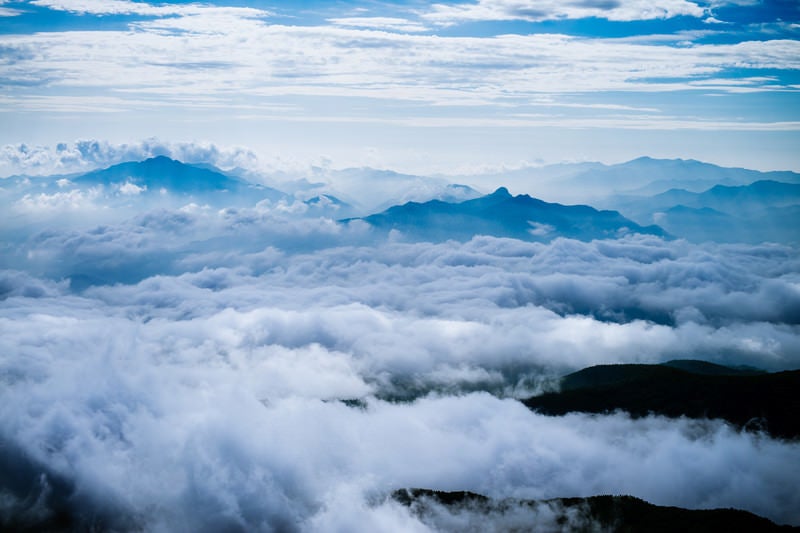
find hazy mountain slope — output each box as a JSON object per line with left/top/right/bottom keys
{"left": 74, "top": 155, "right": 286, "bottom": 202}
{"left": 350, "top": 187, "right": 668, "bottom": 243}
{"left": 653, "top": 180, "right": 800, "bottom": 213}
{"left": 289, "top": 167, "right": 482, "bottom": 214}
{"left": 606, "top": 180, "right": 800, "bottom": 244}
{"left": 2, "top": 156, "right": 289, "bottom": 212}
{"left": 76, "top": 155, "right": 244, "bottom": 191}
{"left": 566, "top": 157, "right": 800, "bottom": 195}
{"left": 653, "top": 204, "right": 800, "bottom": 244}
{"left": 451, "top": 157, "right": 800, "bottom": 204}
{"left": 523, "top": 363, "right": 800, "bottom": 440}
{"left": 0, "top": 158, "right": 369, "bottom": 240}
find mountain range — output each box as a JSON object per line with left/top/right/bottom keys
{"left": 565, "top": 157, "right": 800, "bottom": 195}
{"left": 605, "top": 180, "right": 800, "bottom": 243}
{"left": 3, "top": 156, "right": 797, "bottom": 244}
{"left": 450, "top": 157, "right": 800, "bottom": 203}
{"left": 349, "top": 187, "right": 668, "bottom": 243}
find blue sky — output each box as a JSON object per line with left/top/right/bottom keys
{"left": 1, "top": 0, "right": 799, "bottom": 174}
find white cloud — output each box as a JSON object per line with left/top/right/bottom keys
{"left": 1, "top": 350, "right": 798, "bottom": 530}
{"left": 118, "top": 181, "right": 146, "bottom": 195}
{"left": 0, "top": 11, "right": 797, "bottom": 125}
{"left": 15, "top": 187, "right": 102, "bottom": 212}
{"left": 328, "top": 16, "right": 429, "bottom": 33}
{"left": 528, "top": 221, "right": 555, "bottom": 236}
{"left": 422, "top": 0, "right": 706, "bottom": 25}
{"left": 6, "top": 215, "right": 799, "bottom": 374}
{"left": 30, "top": 0, "right": 270, "bottom": 19}
{"left": 0, "top": 269, "right": 67, "bottom": 299}
{"left": 0, "top": 0, "right": 19, "bottom": 16}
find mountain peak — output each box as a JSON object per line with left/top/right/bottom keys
{"left": 355, "top": 188, "right": 667, "bottom": 243}
{"left": 142, "top": 155, "right": 177, "bottom": 165}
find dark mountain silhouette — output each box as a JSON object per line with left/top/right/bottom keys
{"left": 348, "top": 187, "right": 668, "bottom": 242}
{"left": 393, "top": 489, "right": 797, "bottom": 532}
{"left": 523, "top": 362, "right": 800, "bottom": 440}
{"left": 660, "top": 359, "right": 764, "bottom": 376}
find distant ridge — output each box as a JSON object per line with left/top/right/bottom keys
{"left": 568, "top": 157, "right": 800, "bottom": 194}
{"left": 608, "top": 179, "right": 800, "bottom": 243}
{"left": 439, "top": 157, "right": 800, "bottom": 203}
{"left": 347, "top": 187, "right": 668, "bottom": 242}
{"left": 649, "top": 180, "right": 800, "bottom": 213}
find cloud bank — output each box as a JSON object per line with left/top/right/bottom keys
{"left": 2, "top": 372, "right": 799, "bottom": 531}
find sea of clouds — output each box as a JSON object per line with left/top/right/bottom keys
{"left": 2, "top": 157, "right": 800, "bottom": 530}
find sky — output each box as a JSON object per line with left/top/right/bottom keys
{"left": 0, "top": 0, "right": 799, "bottom": 174}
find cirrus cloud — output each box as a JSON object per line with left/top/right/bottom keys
{"left": 422, "top": 0, "right": 706, "bottom": 25}
{"left": 29, "top": 0, "right": 270, "bottom": 18}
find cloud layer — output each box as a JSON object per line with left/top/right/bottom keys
{"left": 2, "top": 368, "right": 799, "bottom": 530}
{"left": 2, "top": 218, "right": 800, "bottom": 403}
